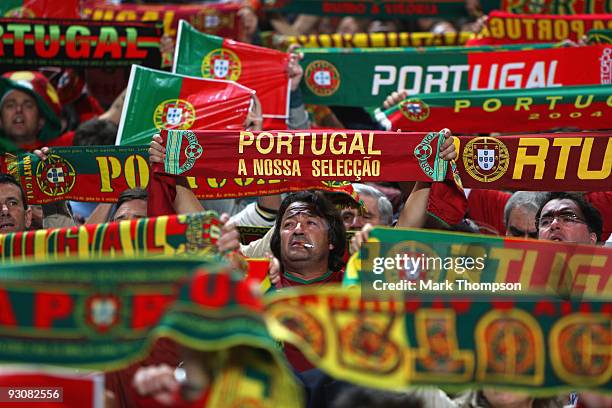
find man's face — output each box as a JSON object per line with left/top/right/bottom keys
{"left": 538, "top": 198, "right": 596, "bottom": 244}
{"left": 505, "top": 206, "right": 538, "bottom": 239}
{"left": 280, "top": 202, "right": 332, "bottom": 269}
{"left": 341, "top": 194, "right": 383, "bottom": 230}
{"left": 0, "top": 182, "right": 31, "bottom": 233}
{"left": 0, "top": 90, "right": 44, "bottom": 143}
{"left": 482, "top": 389, "right": 532, "bottom": 407}
{"left": 112, "top": 199, "right": 147, "bottom": 222}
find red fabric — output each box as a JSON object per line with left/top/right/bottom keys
{"left": 21, "top": 131, "right": 75, "bottom": 151}
{"left": 105, "top": 338, "right": 181, "bottom": 408}
{"left": 585, "top": 191, "right": 612, "bottom": 242}
{"left": 427, "top": 180, "right": 468, "bottom": 227}
{"left": 147, "top": 163, "right": 177, "bottom": 218}
{"left": 75, "top": 94, "right": 104, "bottom": 124}
{"left": 466, "top": 189, "right": 511, "bottom": 236}
{"left": 278, "top": 269, "right": 343, "bottom": 372}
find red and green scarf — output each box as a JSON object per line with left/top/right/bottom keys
{"left": 0, "top": 259, "right": 303, "bottom": 407}
{"left": 298, "top": 44, "right": 609, "bottom": 107}
{"left": 266, "top": 286, "right": 610, "bottom": 395}
{"left": 344, "top": 226, "right": 611, "bottom": 296}
{"left": 375, "top": 85, "right": 612, "bottom": 133}
{"left": 473, "top": 11, "right": 612, "bottom": 44}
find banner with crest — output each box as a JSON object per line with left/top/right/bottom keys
{"left": 374, "top": 85, "right": 612, "bottom": 133}
{"left": 160, "top": 129, "right": 451, "bottom": 182}
{"left": 265, "top": 286, "right": 610, "bottom": 394}
{"left": 0, "top": 259, "right": 303, "bottom": 407}
{"left": 0, "top": 146, "right": 361, "bottom": 204}
{"left": 298, "top": 44, "right": 610, "bottom": 107}
{"left": 455, "top": 133, "right": 611, "bottom": 191}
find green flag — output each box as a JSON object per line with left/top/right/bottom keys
{"left": 116, "top": 65, "right": 253, "bottom": 146}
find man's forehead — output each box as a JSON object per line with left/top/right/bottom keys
{"left": 541, "top": 199, "right": 581, "bottom": 214}
{"left": 2, "top": 89, "right": 36, "bottom": 103}
{"left": 283, "top": 202, "right": 322, "bottom": 220}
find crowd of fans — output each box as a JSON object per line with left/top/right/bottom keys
{"left": 0, "top": 0, "right": 610, "bottom": 407}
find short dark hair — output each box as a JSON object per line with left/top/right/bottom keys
{"left": 271, "top": 191, "right": 346, "bottom": 272}
{"left": 73, "top": 118, "right": 118, "bottom": 146}
{"left": 0, "top": 173, "right": 28, "bottom": 209}
{"left": 112, "top": 188, "right": 147, "bottom": 219}
{"left": 536, "top": 192, "right": 603, "bottom": 242}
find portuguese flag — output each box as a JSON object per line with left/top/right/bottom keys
{"left": 174, "top": 20, "right": 290, "bottom": 129}
{"left": 0, "top": 0, "right": 79, "bottom": 18}
{"left": 116, "top": 65, "right": 254, "bottom": 146}
{"left": 375, "top": 84, "right": 612, "bottom": 133}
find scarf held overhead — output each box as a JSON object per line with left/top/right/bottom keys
{"left": 0, "top": 146, "right": 362, "bottom": 204}
{"left": 375, "top": 85, "right": 612, "bottom": 133}
{"left": 476, "top": 11, "right": 612, "bottom": 44}
{"left": 0, "top": 18, "right": 162, "bottom": 68}
{"left": 0, "top": 211, "right": 220, "bottom": 262}
{"left": 161, "top": 129, "right": 450, "bottom": 182}
{"left": 298, "top": 45, "right": 611, "bottom": 106}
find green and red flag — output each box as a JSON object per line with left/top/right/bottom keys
{"left": 116, "top": 65, "right": 254, "bottom": 146}
{"left": 174, "top": 20, "right": 290, "bottom": 129}
{"left": 299, "top": 44, "right": 610, "bottom": 106}
{"left": 266, "top": 286, "right": 610, "bottom": 394}
{"left": 0, "top": 18, "right": 162, "bottom": 68}
{"left": 0, "top": 0, "right": 79, "bottom": 18}
{"left": 375, "top": 85, "right": 612, "bottom": 133}
{"left": 472, "top": 11, "right": 612, "bottom": 44}
{"left": 81, "top": 1, "right": 242, "bottom": 39}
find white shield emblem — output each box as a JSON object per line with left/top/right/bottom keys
{"left": 166, "top": 107, "right": 183, "bottom": 125}
{"left": 477, "top": 149, "right": 495, "bottom": 171}
{"left": 46, "top": 167, "right": 64, "bottom": 184}
{"left": 91, "top": 298, "right": 117, "bottom": 326}
{"left": 313, "top": 70, "right": 331, "bottom": 86}
{"left": 214, "top": 59, "right": 230, "bottom": 78}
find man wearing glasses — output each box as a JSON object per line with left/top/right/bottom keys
{"left": 535, "top": 192, "right": 603, "bottom": 245}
